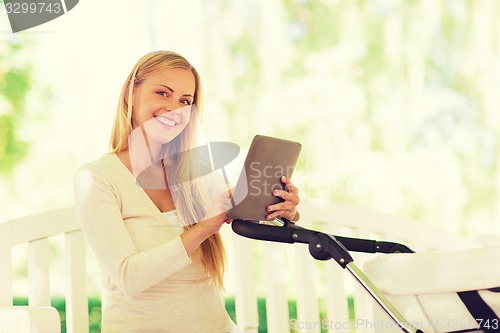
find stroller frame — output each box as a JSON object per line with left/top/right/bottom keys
{"left": 232, "top": 218, "right": 495, "bottom": 333}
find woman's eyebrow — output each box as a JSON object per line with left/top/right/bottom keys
{"left": 157, "top": 84, "right": 193, "bottom": 98}
{"left": 157, "top": 84, "right": 174, "bottom": 93}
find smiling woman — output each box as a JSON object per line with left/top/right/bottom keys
{"left": 74, "top": 51, "right": 229, "bottom": 333}
{"left": 73, "top": 50, "right": 301, "bottom": 332}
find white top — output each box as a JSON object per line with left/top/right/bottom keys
{"left": 160, "top": 210, "right": 183, "bottom": 228}
{"left": 73, "top": 153, "right": 233, "bottom": 333}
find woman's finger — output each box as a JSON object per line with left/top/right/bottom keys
{"left": 267, "top": 200, "right": 297, "bottom": 213}
{"left": 272, "top": 189, "right": 299, "bottom": 204}
{"left": 266, "top": 210, "right": 287, "bottom": 220}
{"left": 281, "top": 176, "right": 298, "bottom": 194}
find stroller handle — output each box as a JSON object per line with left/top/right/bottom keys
{"left": 232, "top": 219, "right": 354, "bottom": 268}
{"left": 231, "top": 219, "right": 424, "bottom": 333}
{"left": 231, "top": 219, "right": 414, "bottom": 254}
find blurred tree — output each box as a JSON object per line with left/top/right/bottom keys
{"left": 278, "top": 0, "right": 500, "bottom": 234}
{"left": 204, "top": 0, "right": 499, "bottom": 235}
{"left": 0, "top": 37, "right": 34, "bottom": 174}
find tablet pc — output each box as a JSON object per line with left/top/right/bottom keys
{"left": 227, "top": 135, "right": 302, "bottom": 221}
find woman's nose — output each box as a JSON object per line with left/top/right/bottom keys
{"left": 163, "top": 102, "right": 174, "bottom": 112}
{"left": 163, "top": 105, "right": 181, "bottom": 116}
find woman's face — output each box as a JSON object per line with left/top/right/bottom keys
{"left": 131, "top": 67, "right": 196, "bottom": 145}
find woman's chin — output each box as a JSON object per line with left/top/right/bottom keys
{"left": 143, "top": 122, "right": 186, "bottom": 144}
{"left": 149, "top": 132, "right": 181, "bottom": 146}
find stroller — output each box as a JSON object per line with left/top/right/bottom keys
{"left": 231, "top": 217, "right": 500, "bottom": 333}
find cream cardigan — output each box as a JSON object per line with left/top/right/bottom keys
{"left": 74, "top": 153, "right": 233, "bottom": 333}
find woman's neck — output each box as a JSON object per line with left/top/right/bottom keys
{"left": 128, "top": 126, "right": 163, "bottom": 174}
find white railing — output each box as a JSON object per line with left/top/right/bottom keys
{"left": 0, "top": 207, "right": 88, "bottom": 333}
{"left": 0, "top": 199, "right": 473, "bottom": 333}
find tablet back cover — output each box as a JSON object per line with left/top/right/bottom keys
{"left": 227, "top": 135, "right": 301, "bottom": 221}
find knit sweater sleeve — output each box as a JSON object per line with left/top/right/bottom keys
{"left": 73, "top": 164, "right": 192, "bottom": 298}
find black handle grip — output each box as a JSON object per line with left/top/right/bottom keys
{"left": 232, "top": 220, "right": 414, "bottom": 254}
{"left": 333, "top": 237, "right": 414, "bottom": 254}
{"left": 232, "top": 219, "right": 354, "bottom": 268}
{"left": 232, "top": 220, "right": 295, "bottom": 243}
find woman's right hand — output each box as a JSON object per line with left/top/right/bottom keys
{"left": 200, "top": 189, "right": 233, "bottom": 235}
{"left": 180, "top": 189, "right": 233, "bottom": 256}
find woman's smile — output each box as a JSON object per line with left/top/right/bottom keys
{"left": 154, "top": 114, "right": 178, "bottom": 128}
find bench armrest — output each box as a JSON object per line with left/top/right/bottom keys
{"left": 0, "top": 306, "right": 61, "bottom": 333}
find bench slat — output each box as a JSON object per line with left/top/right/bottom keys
{"left": 29, "top": 238, "right": 51, "bottom": 307}
{"left": 264, "top": 242, "right": 289, "bottom": 333}
{"left": 0, "top": 222, "right": 13, "bottom": 306}
{"left": 294, "top": 245, "right": 320, "bottom": 333}
{"left": 232, "top": 233, "right": 259, "bottom": 333}
{"left": 65, "top": 231, "right": 89, "bottom": 333}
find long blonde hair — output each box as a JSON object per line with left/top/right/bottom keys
{"left": 109, "top": 51, "right": 226, "bottom": 289}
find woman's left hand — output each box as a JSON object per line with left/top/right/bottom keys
{"left": 266, "top": 176, "right": 300, "bottom": 222}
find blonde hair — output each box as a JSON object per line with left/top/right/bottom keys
{"left": 109, "top": 51, "right": 226, "bottom": 289}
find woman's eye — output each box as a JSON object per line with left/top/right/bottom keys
{"left": 156, "top": 91, "right": 169, "bottom": 97}
{"left": 180, "top": 99, "right": 192, "bottom": 105}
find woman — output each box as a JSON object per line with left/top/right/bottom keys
{"left": 74, "top": 51, "right": 300, "bottom": 333}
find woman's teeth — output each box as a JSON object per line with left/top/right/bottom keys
{"left": 155, "top": 116, "right": 176, "bottom": 127}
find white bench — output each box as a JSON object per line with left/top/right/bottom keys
{"left": 0, "top": 200, "right": 472, "bottom": 333}
{"left": 0, "top": 208, "right": 88, "bottom": 333}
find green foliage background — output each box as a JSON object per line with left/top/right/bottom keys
{"left": 0, "top": 38, "right": 32, "bottom": 174}
{"left": 202, "top": 0, "right": 500, "bottom": 236}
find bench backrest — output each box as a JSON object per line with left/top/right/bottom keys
{"left": 0, "top": 207, "right": 89, "bottom": 333}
